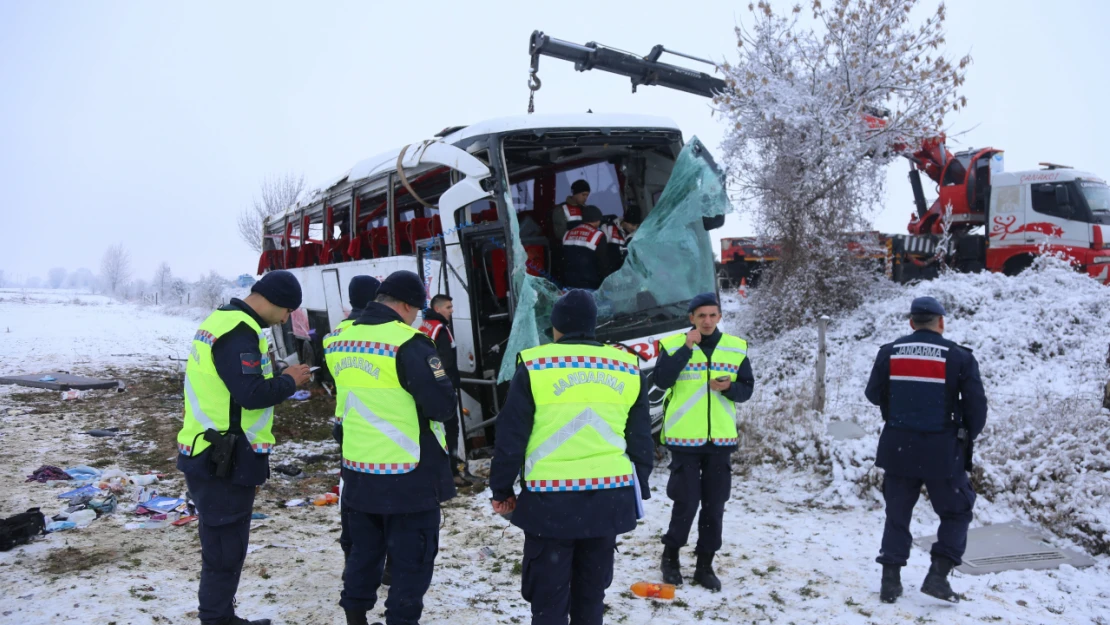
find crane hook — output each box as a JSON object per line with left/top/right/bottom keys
{"left": 527, "top": 70, "right": 542, "bottom": 114}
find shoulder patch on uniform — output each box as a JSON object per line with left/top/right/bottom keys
{"left": 240, "top": 353, "right": 262, "bottom": 375}
{"left": 428, "top": 355, "right": 447, "bottom": 379}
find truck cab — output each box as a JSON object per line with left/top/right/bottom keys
{"left": 987, "top": 167, "right": 1110, "bottom": 280}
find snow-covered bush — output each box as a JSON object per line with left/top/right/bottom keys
{"left": 727, "top": 259, "right": 1110, "bottom": 553}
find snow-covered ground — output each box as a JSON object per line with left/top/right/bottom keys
{"left": 0, "top": 271, "right": 1108, "bottom": 625}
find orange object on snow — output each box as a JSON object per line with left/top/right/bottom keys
{"left": 630, "top": 581, "right": 675, "bottom": 600}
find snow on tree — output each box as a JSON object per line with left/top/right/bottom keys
{"left": 100, "top": 243, "right": 132, "bottom": 295}
{"left": 153, "top": 262, "right": 173, "bottom": 300}
{"left": 195, "top": 270, "right": 229, "bottom": 310}
{"left": 47, "top": 267, "right": 67, "bottom": 289}
{"left": 715, "top": 0, "right": 969, "bottom": 334}
{"left": 237, "top": 173, "right": 306, "bottom": 253}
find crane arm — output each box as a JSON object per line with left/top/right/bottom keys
{"left": 528, "top": 31, "right": 727, "bottom": 99}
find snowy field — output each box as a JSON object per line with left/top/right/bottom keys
{"left": 0, "top": 273, "right": 1108, "bottom": 625}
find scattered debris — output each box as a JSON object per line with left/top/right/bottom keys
{"left": 291, "top": 390, "right": 312, "bottom": 401}
{"left": 44, "top": 521, "right": 76, "bottom": 533}
{"left": 285, "top": 499, "right": 306, "bottom": 508}
{"left": 60, "top": 389, "right": 88, "bottom": 401}
{"left": 251, "top": 513, "right": 269, "bottom": 520}
{"left": 171, "top": 515, "right": 198, "bottom": 526}
{"left": 0, "top": 508, "right": 46, "bottom": 551}
{"left": 914, "top": 522, "right": 1097, "bottom": 574}
{"left": 0, "top": 371, "right": 120, "bottom": 391}
{"left": 82, "top": 427, "right": 132, "bottom": 438}
{"left": 26, "top": 465, "right": 72, "bottom": 483}
{"left": 313, "top": 493, "right": 338, "bottom": 506}
{"left": 273, "top": 464, "right": 303, "bottom": 477}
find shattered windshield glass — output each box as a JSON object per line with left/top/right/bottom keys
{"left": 498, "top": 136, "right": 729, "bottom": 382}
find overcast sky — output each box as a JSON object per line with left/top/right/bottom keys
{"left": 2, "top": 0, "right": 1107, "bottom": 284}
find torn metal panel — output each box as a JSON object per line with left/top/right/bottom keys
{"left": 0, "top": 372, "right": 119, "bottom": 391}
{"left": 914, "top": 521, "right": 1095, "bottom": 575}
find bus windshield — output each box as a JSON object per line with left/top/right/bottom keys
{"left": 498, "top": 135, "right": 728, "bottom": 381}
{"left": 1079, "top": 181, "right": 1110, "bottom": 224}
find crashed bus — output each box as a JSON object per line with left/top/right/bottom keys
{"left": 257, "top": 113, "right": 728, "bottom": 447}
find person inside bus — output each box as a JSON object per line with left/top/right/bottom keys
{"left": 551, "top": 179, "right": 590, "bottom": 239}
{"left": 561, "top": 205, "right": 610, "bottom": 290}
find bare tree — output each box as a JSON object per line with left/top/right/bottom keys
{"left": 153, "top": 262, "right": 173, "bottom": 299}
{"left": 48, "top": 267, "right": 67, "bottom": 289}
{"left": 715, "top": 0, "right": 969, "bottom": 334}
{"left": 100, "top": 243, "right": 133, "bottom": 295}
{"left": 237, "top": 173, "right": 306, "bottom": 253}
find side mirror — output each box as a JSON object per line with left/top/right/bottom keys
{"left": 1055, "top": 185, "right": 1071, "bottom": 207}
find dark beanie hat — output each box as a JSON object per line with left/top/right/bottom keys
{"left": 348, "top": 275, "right": 381, "bottom": 310}
{"left": 571, "top": 179, "right": 591, "bottom": 195}
{"left": 582, "top": 205, "right": 604, "bottom": 223}
{"left": 378, "top": 270, "right": 426, "bottom": 309}
{"left": 251, "top": 270, "right": 302, "bottom": 309}
{"left": 550, "top": 289, "right": 597, "bottom": 336}
{"left": 687, "top": 292, "right": 719, "bottom": 313}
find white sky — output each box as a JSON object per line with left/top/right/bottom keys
{"left": 1, "top": 0, "right": 1107, "bottom": 283}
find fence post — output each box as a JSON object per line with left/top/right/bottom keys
{"left": 812, "top": 315, "right": 829, "bottom": 412}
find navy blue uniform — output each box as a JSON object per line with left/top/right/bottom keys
{"left": 561, "top": 225, "right": 609, "bottom": 290}
{"left": 865, "top": 328, "right": 987, "bottom": 567}
{"left": 421, "top": 309, "right": 464, "bottom": 476}
{"left": 491, "top": 334, "right": 654, "bottom": 625}
{"left": 338, "top": 302, "right": 457, "bottom": 624}
{"left": 177, "top": 298, "right": 297, "bottom": 625}
{"left": 653, "top": 328, "right": 754, "bottom": 554}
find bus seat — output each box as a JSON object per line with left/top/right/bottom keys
{"left": 326, "top": 236, "right": 350, "bottom": 264}
{"left": 411, "top": 217, "right": 436, "bottom": 246}
{"left": 523, "top": 243, "right": 547, "bottom": 277}
{"left": 394, "top": 221, "right": 415, "bottom": 254}
{"left": 430, "top": 215, "right": 443, "bottom": 237}
{"left": 370, "top": 227, "right": 390, "bottom": 257}
{"left": 489, "top": 248, "right": 509, "bottom": 299}
{"left": 257, "top": 250, "right": 284, "bottom": 274}
{"left": 298, "top": 241, "right": 323, "bottom": 267}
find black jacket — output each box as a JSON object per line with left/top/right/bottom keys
{"left": 561, "top": 224, "right": 610, "bottom": 290}
{"left": 421, "top": 310, "right": 460, "bottom": 388}
{"left": 653, "top": 327, "right": 756, "bottom": 455}
{"left": 489, "top": 333, "right": 654, "bottom": 539}
{"left": 865, "top": 329, "right": 988, "bottom": 478}
{"left": 339, "top": 302, "right": 458, "bottom": 514}
{"left": 177, "top": 298, "right": 296, "bottom": 486}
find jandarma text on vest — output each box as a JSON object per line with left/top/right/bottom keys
{"left": 552, "top": 371, "right": 626, "bottom": 396}
{"left": 332, "top": 357, "right": 381, "bottom": 379}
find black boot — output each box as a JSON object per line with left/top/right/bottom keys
{"left": 229, "top": 618, "right": 271, "bottom": 625}
{"left": 879, "top": 564, "right": 903, "bottom": 603}
{"left": 381, "top": 555, "right": 392, "bottom": 586}
{"left": 661, "top": 545, "right": 683, "bottom": 586}
{"left": 344, "top": 609, "right": 369, "bottom": 625}
{"left": 920, "top": 555, "right": 959, "bottom": 603}
{"left": 692, "top": 551, "right": 722, "bottom": 591}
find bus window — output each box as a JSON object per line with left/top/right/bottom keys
{"left": 511, "top": 179, "right": 535, "bottom": 213}
{"left": 555, "top": 162, "right": 623, "bottom": 219}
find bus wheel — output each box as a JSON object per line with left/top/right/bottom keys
{"left": 1003, "top": 254, "right": 1035, "bottom": 276}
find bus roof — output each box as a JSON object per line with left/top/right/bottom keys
{"left": 286, "top": 113, "right": 681, "bottom": 214}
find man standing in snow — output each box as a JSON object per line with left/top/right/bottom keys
{"left": 419, "top": 294, "right": 468, "bottom": 487}
{"left": 177, "top": 270, "right": 312, "bottom": 625}
{"left": 324, "top": 270, "right": 457, "bottom": 625}
{"left": 654, "top": 292, "right": 755, "bottom": 591}
{"left": 865, "top": 296, "right": 987, "bottom": 604}
{"left": 490, "top": 290, "right": 654, "bottom": 625}
{"left": 551, "top": 178, "right": 590, "bottom": 239}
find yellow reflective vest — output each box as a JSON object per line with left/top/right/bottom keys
{"left": 659, "top": 332, "right": 748, "bottom": 447}
{"left": 177, "top": 310, "right": 276, "bottom": 457}
{"left": 324, "top": 320, "right": 447, "bottom": 474}
{"left": 519, "top": 342, "right": 640, "bottom": 491}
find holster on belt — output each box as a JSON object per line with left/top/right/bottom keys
{"left": 203, "top": 428, "right": 238, "bottom": 478}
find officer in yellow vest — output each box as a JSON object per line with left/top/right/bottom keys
{"left": 490, "top": 290, "right": 654, "bottom": 625}
{"left": 176, "top": 270, "right": 312, "bottom": 625}
{"left": 655, "top": 292, "right": 754, "bottom": 591}
{"left": 330, "top": 274, "right": 381, "bottom": 576}
{"left": 324, "top": 270, "right": 457, "bottom": 625}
